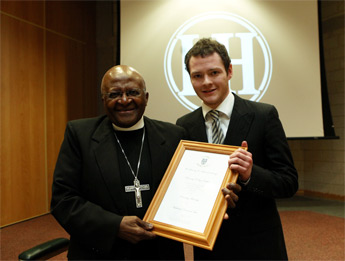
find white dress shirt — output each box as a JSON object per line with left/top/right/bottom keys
{"left": 202, "top": 92, "right": 235, "bottom": 143}
{"left": 112, "top": 116, "right": 145, "bottom": 131}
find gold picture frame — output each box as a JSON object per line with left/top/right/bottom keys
{"left": 144, "top": 140, "right": 243, "bottom": 250}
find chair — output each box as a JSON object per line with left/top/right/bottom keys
{"left": 18, "top": 237, "right": 69, "bottom": 260}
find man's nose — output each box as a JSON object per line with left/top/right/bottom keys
{"left": 203, "top": 75, "right": 212, "bottom": 85}
{"left": 118, "top": 93, "right": 132, "bottom": 104}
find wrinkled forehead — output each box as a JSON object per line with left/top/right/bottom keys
{"left": 102, "top": 70, "right": 145, "bottom": 91}
{"left": 107, "top": 77, "right": 143, "bottom": 88}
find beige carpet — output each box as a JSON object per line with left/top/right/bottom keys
{"left": 1, "top": 214, "right": 68, "bottom": 260}
{"left": 280, "top": 210, "right": 344, "bottom": 261}
{"left": 1, "top": 211, "right": 344, "bottom": 260}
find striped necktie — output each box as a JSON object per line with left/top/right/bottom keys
{"left": 208, "top": 110, "right": 224, "bottom": 144}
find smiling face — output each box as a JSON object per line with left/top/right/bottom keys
{"left": 189, "top": 52, "right": 232, "bottom": 109}
{"left": 101, "top": 65, "right": 148, "bottom": 128}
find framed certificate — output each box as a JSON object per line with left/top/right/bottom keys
{"left": 143, "top": 140, "right": 243, "bottom": 250}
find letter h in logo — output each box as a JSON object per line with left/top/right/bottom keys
{"left": 164, "top": 12, "right": 272, "bottom": 110}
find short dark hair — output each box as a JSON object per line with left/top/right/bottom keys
{"left": 184, "top": 38, "right": 231, "bottom": 75}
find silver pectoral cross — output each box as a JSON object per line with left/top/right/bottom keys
{"left": 125, "top": 178, "right": 150, "bottom": 208}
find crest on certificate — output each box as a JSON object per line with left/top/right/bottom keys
{"left": 198, "top": 156, "right": 210, "bottom": 167}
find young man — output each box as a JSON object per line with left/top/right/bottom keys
{"left": 177, "top": 38, "right": 298, "bottom": 260}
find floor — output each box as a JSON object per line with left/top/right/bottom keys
{"left": 2, "top": 195, "right": 343, "bottom": 261}
{"left": 276, "top": 195, "right": 345, "bottom": 218}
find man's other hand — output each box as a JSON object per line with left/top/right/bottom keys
{"left": 118, "top": 216, "right": 156, "bottom": 244}
{"left": 222, "top": 182, "right": 241, "bottom": 220}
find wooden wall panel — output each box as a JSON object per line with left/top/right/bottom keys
{"left": 82, "top": 2, "right": 98, "bottom": 118}
{"left": 1, "top": 14, "right": 46, "bottom": 226}
{"left": 45, "top": 1, "right": 86, "bottom": 41}
{"left": 1, "top": 1, "right": 44, "bottom": 26}
{"left": 45, "top": 32, "right": 86, "bottom": 202}
{"left": 1, "top": 1, "right": 97, "bottom": 227}
{"left": 45, "top": 1, "right": 97, "bottom": 205}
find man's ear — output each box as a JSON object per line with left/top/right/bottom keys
{"left": 145, "top": 92, "right": 149, "bottom": 105}
{"left": 227, "top": 64, "right": 233, "bottom": 80}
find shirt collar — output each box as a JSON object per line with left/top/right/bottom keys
{"left": 202, "top": 92, "right": 234, "bottom": 119}
{"left": 112, "top": 116, "right": 145, "bottom": 131}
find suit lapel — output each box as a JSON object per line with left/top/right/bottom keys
{"left": 144, "top": 117, "right": 170, "bottom": 193}
{"left": 92, "top": 117, "right": 128, "bottom": 214}
{"left": 223, "top": 94, "right": 255, "bottom": 146}
{"left": 187, "top": 99, "right": 254, "bottom": 145}
{"left": 188, "top": 108, "right": 208, "bottom": 142}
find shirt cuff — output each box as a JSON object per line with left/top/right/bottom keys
{"left": 239, "top": 177, "right": 251, "bottom": 186}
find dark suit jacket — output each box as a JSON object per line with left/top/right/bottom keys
{"left": 51, "top": 115, "right": 185, "bottom": 260}
{"left": 176, "top": 94, "right": 298, "bottom": 260}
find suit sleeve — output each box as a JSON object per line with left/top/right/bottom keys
{"left": 246, "top": 105, "right": 298, "bottom": 198}
{"left": 50, "top": 122, "right": 122, "bottom": 255}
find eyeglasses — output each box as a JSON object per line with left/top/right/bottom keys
{"left": 103, "top": 88, "right": 143, "bottom": 100}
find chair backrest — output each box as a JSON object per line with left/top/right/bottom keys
{"left": 18, "top": 237, "right": 69, "bottom": 261}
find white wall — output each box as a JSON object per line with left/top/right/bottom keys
{"left": 289, "top": 1, "right": 344, "bottom": 198}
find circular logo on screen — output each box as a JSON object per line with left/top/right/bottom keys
{"left": 164, "top": 12, "right": 273, "bottom": 111}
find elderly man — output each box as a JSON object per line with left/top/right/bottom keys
{"left": 51, "top": 65, "right": 188, "bottom": 260}
{"left": 52, "top": 65, "right": 241, "bottom": 260}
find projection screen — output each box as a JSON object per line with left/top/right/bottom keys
{"left": 120, "top": 0, "right": 324, "bottom": 138}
